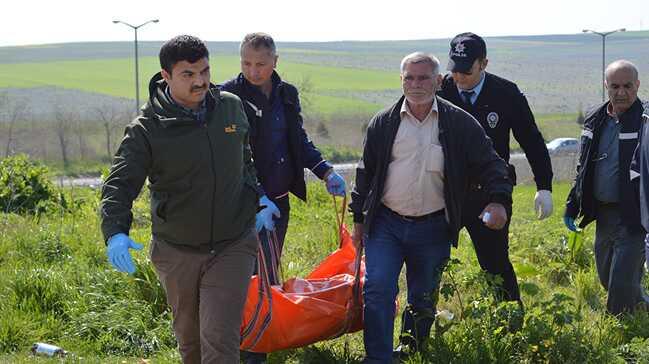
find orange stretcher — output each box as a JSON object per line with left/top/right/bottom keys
{"left": 239, "top": 197, "right": 364, "bottom": 353}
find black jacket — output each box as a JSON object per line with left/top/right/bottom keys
{"left": 349, "top": 96, "right": 513, "bottom": 246}
{"left": 439, "top": 73, "right": 553, "bottom": 190}
{"left": 220, "top": 72, "right": 331, "bottom": 201}
{"left": 566, "top": 99, "right": 646, "bottom": 230}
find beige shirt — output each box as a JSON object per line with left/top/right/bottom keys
{"left": 381, "top": 98, "right": 445, "bottom": 216}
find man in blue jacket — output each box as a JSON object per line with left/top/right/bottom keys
{"left": 566, "top": 60, "right": 648, "bottom": 314}
{"left": 220, "top": 32, "right": 346, "bottom": 364}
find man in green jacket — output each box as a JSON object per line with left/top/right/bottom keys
{"left": 100, "top": 35, "right": 259, "bottom": 364}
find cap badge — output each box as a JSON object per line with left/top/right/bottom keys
{"left": 452, "top": 42, "right": 467, "bottom": 57}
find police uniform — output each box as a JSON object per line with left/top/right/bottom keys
{"left": 438, "top": 33, "right": 553, "bottom": 302}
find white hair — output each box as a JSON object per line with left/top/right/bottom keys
{"left": 400, "top": 52, "right": 440, "bottom": 75}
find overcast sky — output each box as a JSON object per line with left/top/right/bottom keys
{"left": 1, "top": 0, "right": 647, "bottom": 46}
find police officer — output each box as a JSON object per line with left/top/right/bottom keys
{"left": 438, "top": 32, "right": 554, "bottom": 302}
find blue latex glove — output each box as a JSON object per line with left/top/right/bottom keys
{"left": 563, "top": 216, "right": 577, "bottom": 232}
{"left": 256, "top": 196, "right": 281, "bottom": 233}
{"left": 325, "top": 171, "right": 346, "bottom": 197}
{"left": 107, "top": 233, "right": 143, "bottom": 274}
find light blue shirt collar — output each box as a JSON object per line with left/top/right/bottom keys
{"left": 456, "top": 71, "right": 486, "bottom": 105}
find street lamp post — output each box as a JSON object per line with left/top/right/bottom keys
{"left": 582, "top": 28, "right": 626, "bottom": 102}
{"left": 113, "top": 19, "right": 159, "bottom": 113}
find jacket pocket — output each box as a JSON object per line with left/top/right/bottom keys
{"left": 426, "top": 144, "right": 445, "bottom": 175}
{"left": 148, "top": 180, "right": 192, "bottom": 223}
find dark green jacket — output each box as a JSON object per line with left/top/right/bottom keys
{"left": 100, "top": 72, "right": 258, "bottom": 249}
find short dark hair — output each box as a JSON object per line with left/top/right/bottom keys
{"left": 240, "top": 32, "right": 276, "bottom": 56}
{"left": 159, "top": 35, "right": 209, "bottom": 74}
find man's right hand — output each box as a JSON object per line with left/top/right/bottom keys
{"left": 352, "top": 223, "right": 364, "bottom": 250}
{"left": 256, "top": 195, "right": 281, "bottom": 233}
{"left": 563, "top": 216, "right": 578, "bottom": 232}
{"left": 107, "top": 233, "right": 143, "bottom": 275}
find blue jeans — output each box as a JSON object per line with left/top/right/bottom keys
{"left": 363, "top": 205, "right": 451, "bottom": 363}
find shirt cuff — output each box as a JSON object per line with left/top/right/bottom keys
{"left": 535, "top": 179, "right": 553, "bottom": 192}
{"left": 311, "top": 160, "right": 333, "bottom": 180}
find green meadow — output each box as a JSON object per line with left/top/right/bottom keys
{"left": 0, "top": 55, "right": 393, "bottom": 117}
{"left": 2, "top": 164, "right": 649, "bottom": 363}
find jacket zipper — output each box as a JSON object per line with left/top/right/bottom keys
{"left": 203, "top": 121, "right": 217, "bottom": 253}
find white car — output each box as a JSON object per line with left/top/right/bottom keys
{"left": 546, "top": 137, "right": 580, "bottom": 154}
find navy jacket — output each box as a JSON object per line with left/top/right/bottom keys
{"left": 349, "top": 96, "right": 513, "bottom": 246}
{"left": 439, "top": 73, "right": 553, "bottom": 190}
{"left": 220, "top": 72, "right": 331, "bottom": 201}
{"left": 566, "top": 99, "right": 646, "bottom": 231}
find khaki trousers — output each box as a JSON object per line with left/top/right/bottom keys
{"left": 150, "top": 229, "right": 258, "bottom": 364}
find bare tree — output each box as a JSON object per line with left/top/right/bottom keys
{"left": 54, "top": 107, "right": 77, "bottom": 169}
{"left": 95, "top": 101, "right": 131, "bottom": 160}
{"left": 74, "top": 118, "right": 88, "bottom": 161}
{"left": 0, "top": 93, "right": 28, "bottom": 158}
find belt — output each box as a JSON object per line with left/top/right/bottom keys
{"left": 382, "top": 204, "right": 445, "bottom": 222}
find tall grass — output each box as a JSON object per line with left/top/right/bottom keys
{"left": 1, "top": 182, "right": 649, "bottom": 363}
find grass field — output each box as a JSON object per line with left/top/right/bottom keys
{"left": 2, "top": 170, "right": 649, "bottom": 363}
{"left": 2, "top": 31, "right": 649, "bottom": 119}
{"left": 0, "top": 55, "right": 391, "bottom": 117}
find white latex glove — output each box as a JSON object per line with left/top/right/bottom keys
{"left": 534, "top": 190, "right": 553, "bottom": 220}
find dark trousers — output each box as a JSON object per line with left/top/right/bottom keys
{"left": 463, "top": 189, "right": 520, "bottom": 302}
{"left": 595, "top": 204, "right": 648, "bottom": 314}
{"left": 150, "top": 229, "right": 258, "bottom": 364}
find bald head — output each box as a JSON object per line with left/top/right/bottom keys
{"left": 605, "top": 60, "right": 639, "bottom": 83}
{"left": 604, "top": 59, "right": 640, "bottom": 115}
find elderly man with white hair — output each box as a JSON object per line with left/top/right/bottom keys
{"left": 349, "top": 52, "right": 513, "bottom": 363}
{"left": 566, "top": 59, "right": 649, "bottom": 315}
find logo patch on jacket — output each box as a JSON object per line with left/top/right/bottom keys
{"left": 487, "top": 112, "right": 499, "bottom": 128}
{"left": 225, "top": 124, "right": 237, "bottom": 133}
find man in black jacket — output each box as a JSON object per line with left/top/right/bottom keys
{"left": 438, "top": 32, "right": 554, "bottom": 303}
{"left": 565, "top": 59, "right": 648, "bottom": 314}
{"left": 220, "top": 32, "right": 346, "bottom": 364}
{"left": 350, "top": 52, "right": 512, "bottom": 363}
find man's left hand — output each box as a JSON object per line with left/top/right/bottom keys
{"left": 534, "top": 190, "right": 553, "bottom": 220}
{"left": 479, "top": 203, "right": 508, "bottom": 230}
{"left": 325, "top": 171, "right": 346, "bottom": 197}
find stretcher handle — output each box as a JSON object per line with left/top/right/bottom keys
{"left": 240, "top": 234, "right": 274, "bottom": 351}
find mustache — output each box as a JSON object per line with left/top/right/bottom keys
{"left": 191, "top": 85, "right": 207, "bottom": 92}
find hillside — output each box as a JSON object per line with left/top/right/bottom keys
{"left": 1, "top": 31, "right": 648, "bottom": 116}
